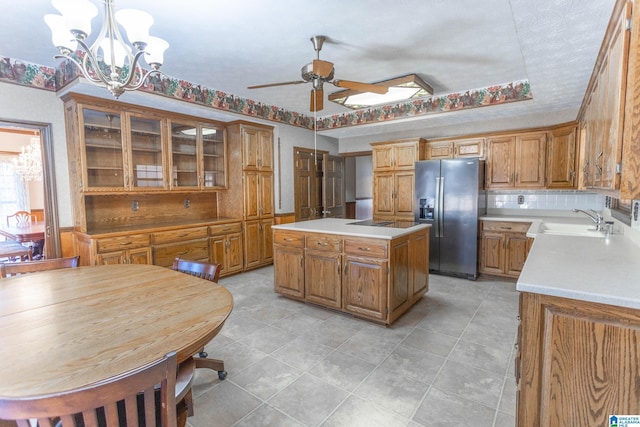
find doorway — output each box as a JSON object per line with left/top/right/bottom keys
{"left": 0, "top": 120, "right": 61, "bottom": 259}
{"left": 293, "top": 147, "right": 345, "bottom": 221}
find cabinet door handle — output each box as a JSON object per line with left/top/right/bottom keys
{"left": 358, "top": 247, "right": 371, "bottom": 251}
{"left": 284, "top": 238, "right": 293, "bottom": 242}
{"left": 119, "top": 241, "right": 132, "bottom": 246}
{"left": 317, "top": 241, "right": 328, "bottom": 246}
{"left": 499, "top": 226, "right": 512, "bottom": 230}
{"left": 177, "top": 250, "right": 188, "bottom": 255}
{"left": 178, "top": 233, "right": 189, "bottom": 238}
{"left": 595, "top": 151, "right": 603, "bottom": 176}
{"left": 299, "top": 255, "right": 303, "bottom": 267}
{"left": 337, "top": 261, "right": 340, "bottom": 275}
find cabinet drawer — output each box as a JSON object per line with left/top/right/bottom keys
{"left": 152, "top": 227, "right": 208, "bottom": 244}
{"left": 482, "top": 221, "right": 531, "bottom": 233}
{"left": 344, "top": 238, "right": 388, "bottom": 258}
{"left": 96, "top": 234, "right": 150, "bottom": 253}
{"left": 153, "top": 239, "right": 210, "bottom": 267}
{"left": 305, "top": 235, "right": 342, "bottom": 252}
{"left": 209, "top": 223, "right": 242, "bottom": 236}
{"left": 274, "top": 231, "right": 304, "bottom": 247}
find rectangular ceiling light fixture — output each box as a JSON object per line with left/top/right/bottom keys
{"left": 328, "top": 74, "right": 433, "bottom": 109}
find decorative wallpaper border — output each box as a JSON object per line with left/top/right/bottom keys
{"left": 0, "top": 56, "right": 532, "bottom": 131}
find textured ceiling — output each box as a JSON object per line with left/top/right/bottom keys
{"left": 0, "top": 0, "right": 616, "bottom": 141}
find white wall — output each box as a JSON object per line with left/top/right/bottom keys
{"left": 0, "top": 83, "right": 71, "bottom": 226}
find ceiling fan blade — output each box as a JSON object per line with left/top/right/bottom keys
{"left": 313, "top": 60, "right": 334, "bottom": 78}
{"left": 332, "top": 79, "right": 388, "bottom": 94}
{"left": 247, "top": 80, "right": 306, "bottom": 89}
{"left": 310, "top": 88, "right": 324, "bottom": 112}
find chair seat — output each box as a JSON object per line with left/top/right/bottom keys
{"left": 0, "top": 241, "right": 31, "bottom": 262}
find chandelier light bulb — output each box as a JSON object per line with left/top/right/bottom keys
{"left": 44, "top": 14, "right": 77, "bottom": 53}
{"left": 115, "top": 9, "right": 153, "bottom": 49}
{"left": 51, "top": 0, "right": 98, "bottom": 39}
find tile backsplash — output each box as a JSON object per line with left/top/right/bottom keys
{"left": 487, "top": 190, "right": 606, "bottom": 211}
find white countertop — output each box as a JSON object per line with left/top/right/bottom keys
{"left": 272, "top": 218, "right": 430, "bottom": 239}
{"left": 510, "top": 215, "right": 640, "bottom": 310}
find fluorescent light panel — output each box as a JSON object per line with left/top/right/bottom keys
{"left": 329, "top": 74, "right": 433, "bottom": 109}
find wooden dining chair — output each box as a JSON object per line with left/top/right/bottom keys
{"left": 172, "top": 258, "right": 227, "bottom": 380}
{"left": 0, "top": 351, "right": 178, "bottom": 427}
{"left": 6, "top": 211, "right": 37, "bottom": 227}
{"left": 0, "top": 256, "right": 79, "bottom": 278}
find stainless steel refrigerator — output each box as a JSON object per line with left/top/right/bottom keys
{"left": 415, "top": 158, "right": 485, "bottom": 279}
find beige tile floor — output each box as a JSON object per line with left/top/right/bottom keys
{"left": 187, "top": 266, "right": 519, "bottom": 427}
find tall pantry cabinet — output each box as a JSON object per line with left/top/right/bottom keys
{"left": 220, "top": 122, "right": 275, "bottom": 270}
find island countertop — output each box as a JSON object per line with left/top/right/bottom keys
{"left": 272, "top": 218, "right": 430, "bottom": 239}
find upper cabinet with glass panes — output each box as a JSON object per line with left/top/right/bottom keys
{"left": 168, "top": 121, "right": 227, "bottom": 190}
{"left": 64, "top": 95, "right": 226, "bottom": 193}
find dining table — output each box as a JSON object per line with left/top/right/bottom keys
{"left": 0, "top": 222, "right": 45, "bottom": 243}
{"left": 0, "top": 263, "right": 233, "bottom": 398}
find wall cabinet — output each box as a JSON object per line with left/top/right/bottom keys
{"left": 546, "top": 124, "right": 578, "bottom": 189}
{"left": 425, "top": 137, "right": 485, "bottom": 159}
{"left": 479, "top": 221, "right": 532, "bottom": 278}
{"left": 517, "top": 292, "right": 640, "bottom": 426}
{"left": 273, "top": 226, "right": 429, "bottom": 325}
{"left": 371, "top": 139, "right": 425, "bottom": 221}
{"left": 209, "top": 223, "right": 243, "bottom": 277}
{"left": 485, "top": 132, "right": 546, "bottom": 189}
{"left": 580, "top": 2, "right": 630, "bottom": 192}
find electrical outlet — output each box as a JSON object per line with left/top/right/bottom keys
{"left": 517, "top": 195, "right": 525, "bottom": 205}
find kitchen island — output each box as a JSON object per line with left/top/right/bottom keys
{"left": 272, "top": 218, "right": 430, "bottom": 325}
{"left": 514, "top": 218, "right": 640, "bottom": 426}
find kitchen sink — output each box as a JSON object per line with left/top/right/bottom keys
{"left": 538, "top": 222, "right": 605, "bottom": 237}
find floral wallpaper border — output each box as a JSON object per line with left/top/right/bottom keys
{"left": 0, "top": 56, "right": 532, "bottom": 131}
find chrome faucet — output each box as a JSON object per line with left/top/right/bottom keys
{"left": 572, "top": 209, "right": 603, "bottom": 231}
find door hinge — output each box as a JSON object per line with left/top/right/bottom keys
{"left": 385, "top": 307, "right": 389, "bottom": 314}
{"left": 626, "top": 18, "right": 632, "bottom": 30}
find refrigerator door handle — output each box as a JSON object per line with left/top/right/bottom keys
{"left": 435, "top": 177, "right": 442, "bottom": 238}
{"left": 438, "top": 177, "right": 445, "bottom": 237}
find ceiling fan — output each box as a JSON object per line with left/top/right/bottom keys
{"left": 248, "top": 35, "right": 388, "bottom": 112}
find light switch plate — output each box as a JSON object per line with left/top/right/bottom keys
{"left": 631, "top": 200, "right": 640, "bottom": 230}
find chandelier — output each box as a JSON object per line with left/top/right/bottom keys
{"left": 44, "top": 0, "right": 169, "bottom": 98}
{"left": 14, "top": 138, "right": 43, "bottom": 182}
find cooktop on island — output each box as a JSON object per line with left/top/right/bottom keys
{"left": 347, "top": 219, "right": 420, "bottom": 229}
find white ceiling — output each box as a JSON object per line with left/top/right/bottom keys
{"left": 0, "top": 0, "right": 616, "bottom": 141}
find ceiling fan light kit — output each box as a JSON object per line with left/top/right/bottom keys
{"left": 248, "top": 35, "right": 389, "bottom": 112}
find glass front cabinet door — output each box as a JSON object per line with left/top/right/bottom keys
{"left": 128, "top": 113, "right": 167, "bottom": 190}
{"left": 169, "top": 121, "right": 226, "bottom": 190}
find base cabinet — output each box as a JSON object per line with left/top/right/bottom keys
{"left": 244, "top": 219, "right": 273, "bottom": 270}
{"left": 209, "top": 223, "right": 243, "bottom": 277}
{"left": 479, "top": 221, "right": 532, "bottom": 278}
{"left": 517, "top": 292, "right": 640, "bottom": 426}
{"left": 273, "top": 227, "right": 429, "bottom": 324}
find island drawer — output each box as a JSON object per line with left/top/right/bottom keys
{"left": 96, "top": 234, "right": 150, "bottom": 253}
{"left": 344, "top": 238, "right": 388, "bottom": 258}
{"left": 209, "top": 223, "right": 242, "bottom": 236}
{"left": 152, "top": 227, "right": 208, "bottom": 244}
{"left": 482, "top": 221, "right": 530, "bottom": 233}
{"left": 305, "top": 235, "right": 342, "bottom": 252}
{"left": 274, "top": 231, "right": 304, "bottom": 247}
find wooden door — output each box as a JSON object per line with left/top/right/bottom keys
{"left": 305, "top": 250, "right": 342, "bottom": 308}
{"left": 372, "top": 145, "right": 394, "bottom": 171}
{"left": 426, "top": 141, "right": 454, "bottom": 159}
{"left": 394, "top": 171, "right": 415, "bottom": 218}
{"left": 259, "top": 171, "right": 274, "bottom": 218}
{"left": 515, "top": 132, "right": 546, "bottom": 188}
{"left": 273, "top": 245, "right": 305, "bottom": 298}
{"left": 258, "top": 130, "right": 273, "bottom": 171}
{"left": 410, "top": 230, "right": 429, "bottom": 300}
{"left": 260, "top": 219, "right": 273, "bottom": 264}
{"left": 243, "top": 170, "right": 259, "bottom": 220}
{"left": 226, "top": 232, "right": 244, "bottom": 274}
{"left": 479, "top": 232, "right": 505, "bottom": 275}
{"left": 241, "top": 127, "right": 260, "bottom": 170}
{"left": 389, "top": 237, "right": 410, "bottom": 315}
{"left": 128, "top": 247, "right": 151, "bottom": 265}
{"left": 97, "top": 250, "right": 126, "bottom": 265}
{"left": 323, "top": 155, "right": 345, "bottom": 218}
{"left": 243, "top": 220, "right": 261, "bottom": 268}
{"left": 342, "top": 255, "right": 388, "bottom": 321}
{"left": 210, "top": 235, "right": 226, "bottom": 271}
{"left": 294, "top": 148, "right": 324, "bottom": 221}
{"left": 393, "top": 142, "right": 418, "bottom": 169}
{"left": 505, "top": 234, "right": 529, "bottom": 277}
{"left": 486, "top": 136, "right": 515, "bottom": 188}
{"left": 547, "top": 126, "right": 577, "bottom": 189}
{"left": 373, "top": 172, "right": 395, "bottom": 217}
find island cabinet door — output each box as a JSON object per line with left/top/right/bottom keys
{"left": 305, "top": 250, "right": 342, "bottom": 309}
{"left": 273, "top": 245, "right": 305, "bottom": 299}
{"left": 342, "top": 255, "right": 388, "bottom": 322}
{"left": 388, "top": 237, "right": 411, "bottom": 320}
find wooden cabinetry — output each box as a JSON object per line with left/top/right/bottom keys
{"left": 371, "top": 139, "right": 425, "bottom": 221}
{"left": 74, "top": 232, "right": 152, "bottom": 266}
{"left": 273, "top": 225, "right": 429, "bottom": 325}
{"left": 546, "top": 124, "right": 578, "bottom": 189}
{"left": 221, "top": 122, "right": 275, "bottom": 271}
{"left": 425, "top": 137, "right": 485, "bottom": 159}
{"left": 517, "top": 292, "right": 640, "bottom": 426}
{"left": 485, "top": 132, "right": 546, "bottom": 189}
{"left": 151, "top": 227, "right": 209, "bottom": 267}
{"left": 209, "top": 223, "right": 243, "bottom": 277}
{"left": 168, "top": 121, "right": 227, "bottom": 190}
{"left": 479, "top": 221, "right": 532, "bottom": 278}
{"left": 580, "top": 1, "right": 630, "bottom": 192}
